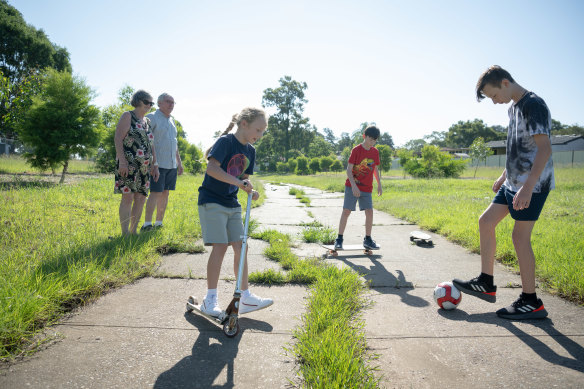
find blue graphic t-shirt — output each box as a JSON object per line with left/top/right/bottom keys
{"left": 198, "top": 134, "right": 255, "bottom": 207}
{"left": 504, "top": 92, "right": 555, "bottom": 193}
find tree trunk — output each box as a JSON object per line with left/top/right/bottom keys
{"left": 59, "top": 159, "right": 69, "bottom": 184}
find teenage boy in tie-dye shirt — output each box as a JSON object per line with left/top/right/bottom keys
{"left": 454, "top": 66, "right": 554, "bottom": 320}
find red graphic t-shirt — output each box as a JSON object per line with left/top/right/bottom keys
{"left": 345, "top": 144, "right": 380, "bottom": 193}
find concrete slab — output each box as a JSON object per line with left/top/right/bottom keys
{"left": 0, "top": 279, "right": 307, "bottom": 389}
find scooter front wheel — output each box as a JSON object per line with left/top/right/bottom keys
{"left": 223, "top": 316, "right": 240, "bottom": 337}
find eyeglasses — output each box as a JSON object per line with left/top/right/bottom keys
{"left": 142, "top": 100, "right": 155, "bottom": 107}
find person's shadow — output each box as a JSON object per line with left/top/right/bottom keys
{"left": 438, "top": 310, "right": 584, "bottom": 373}
{"left": 154, "top": 312, "right": 273, "bottom": 388}
{"left": 337, "top": 255, "right": 429, "bottom": 308}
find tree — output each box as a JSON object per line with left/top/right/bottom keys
{"left": 376, "top": 144, "right": 393, "bottom": 172}
{"left": 424, "top": 130, "right": 447, "bottom": 147}
{"left": 309, "top": 157, "right": 321, "bottom": 173}
{"left": 468, "top": 137, "right": 493, "bottom": 178}
{"left": 336, "top": 132, "right": 353, "bottom": 153}
{"left": 323, "top": 128, "right": 336, "bottom": 145}
{"left": 403, "top": 138, "right": 427, "bottom": 152}
{"left": 295, "top": 156, "right": 310, "bottom": 175}
{"left": 319, "top": 156, "right": 334, "bottom": 172}
{"left": 1, "top": 1, "right": 71, "bottom": 140}
{"left": 444, "top": 119, "right": 504, "bottom": 148}
{"left": 19, "top": 69, "right": 101, "bottom": 183}
{"left": 378, "top": 132, "right": 394, "bottom": 149}
{"left": 306, "top": 134, "right": 333, "bottom": 158}
{"left": 331, "top": 159, "right": 343, "bottom": 172}
{"left": 261, "top": 76, "right": 308, "bottom": 158}
{"left": 401, "top": 145, "right": 467, "bottom": 179}
{"left": 551, "top": 119, "right": 584, "bottom": 136}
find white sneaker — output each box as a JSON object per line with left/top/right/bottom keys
{"left": 201, "top": 294, "right": 222, "bottom": 317}
{"left": 239, "top": 292, "right": 273, "bottom": 314}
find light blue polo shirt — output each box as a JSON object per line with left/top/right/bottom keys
{"left": 146, "top": 109, "right": 178, "bottom": 169}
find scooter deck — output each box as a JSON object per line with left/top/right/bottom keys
{"left": 186, "top": 298, "right": 227, "bottom": 325}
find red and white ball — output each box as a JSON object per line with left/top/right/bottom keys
{"left": 433, "top": 281, "right": 462, "bottom": 310}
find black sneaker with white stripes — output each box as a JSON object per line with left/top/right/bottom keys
{"left": 452, "top": 276, "right": 497, "bottom": 303}
{"left": 496, "top": 295, "right": 548, "bottom": 320}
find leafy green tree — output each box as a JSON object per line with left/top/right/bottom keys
{"left": 403, "top": 138, "right": 427, "bottom": 152}
{"left": 376, "top": 144, "right": 393, "bottom": 172}
{"left": 295, "top": 156, "right": 310, "bottom": 175}
{"left": 307, "top": 134, "right": 333, "bottom": 158}
{"left": 19, "top": 69, "right": 101, "bottom": 183}
{"left": 444, "top": 119, "right": 504, "bottom": 148}
{"left": 424, "top": 130, "right": 447, "bottom": 147}
{"left": 468, "top": 137, "right": 493, "bottom": 178}
{"left": 331, "top": 159, "right": 343, "bottom": 172}
{"left": 1, "top": 1, "right": 71, "bottom": 140}
{"left": 401, "top": 145, "right": 467, "bottom": 178}
{"left": 341, "top": 146, "right": 351, "bottom": 168}
{"left": 309, "top": 157, "right": 321, "bottom": 173}
{"left": 319, "top": 156, "right": 334, "bottom": 172}
{"left": 336, "top": 132, "right": 353, "bottom": 153}
{"left": 287, "top": 158, "right": 297, "bottom": 173}
{"left": 378, "top": 132, "right": 394, "bottom": 149}
{"left": 323, "top": 128, "right": 336, "bottom": 145}
{"left": 551, "top": 119, "right": 584, "bottom": 136}
{"left": 276, "top": 161, "right": 289, "bottom": 174}
{"left": 261, "top": 76, "right": 308, "bottom": 157}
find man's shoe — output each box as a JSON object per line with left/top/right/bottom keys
{"left": 239, "top": 292, "right": 273, "bottom": 314}
{"left": 452, "top": 276, "right": 497, "bottom": 303}
{"left": 140, "top": 224, "right": 154, "bottom": 232}
{"left": 201, "top": 295, "right": 222, "bottom": 317}
{"left": 496, "top": 295, "right": 548, "bottom": 320}
{"left": 334, "top": 238, "right": 343, "bottom": 250}
{"left": 363, "top": 237, "right": 380, "bottom": 250}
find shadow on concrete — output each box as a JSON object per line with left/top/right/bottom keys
{"left": 438, "top": 310, "right": 584, "bottom": 373}
{"left": 153, "top": 313, "right": 273, "bottom": 388}
{"left": 339, "top": 256, "right": 430, "bottom": 308}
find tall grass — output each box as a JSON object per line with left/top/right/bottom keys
{"left": 0, "top": 172, "right": 263, "bottom": 359}
{"left": 0, "top": 155, "right": 98, "bottom": 174}
{"left": 260, "top": 166, "right": 584, "bottom": 303}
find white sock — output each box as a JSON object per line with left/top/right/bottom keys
{"left": 206, "top": 289, "right": 217, "bottom": 299}
{"left": 143, "top": 221, "right": 152, "bottom": 226}
{"left": 242, "top": 289, "right": 250, "bottom": 299}
{"left": 154, "top": 221, "right": 163, "bottom": 226}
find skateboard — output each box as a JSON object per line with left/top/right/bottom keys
{"left": 321, "top": 244, "right": 380, "bottom": 258}
{"left": 410, "top": 230, "right": 433, "bottom": 246}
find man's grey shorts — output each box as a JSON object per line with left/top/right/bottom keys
{"left": 150, "top": 167, "right": 177, "bottom": 192}
{"left": 198, "top": 202, "right": 243, "bottom": 246}
{"left": 343, "top": 186, "right": 373, "bottom": 211}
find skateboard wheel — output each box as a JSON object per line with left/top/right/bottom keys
{"left": 409, "top": 236, "right": 414, "bottom": 241}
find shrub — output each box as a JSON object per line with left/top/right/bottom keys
{"left": 331, "top": 159, "right": 343, "bottom": 172}
{"left": 319, "top": 156, "right": 334, "bottom": 172}
{"left": 296, "top": 156, "right": 310, "bottom": 175}
{"left": 276, "top": 161, "right": 289, "bottom": 174}
{"left": 309, "top": 158, "right": 321, "bottom": 173}
{"left": 288, "top": 158, "right": 298, "bottom": 172}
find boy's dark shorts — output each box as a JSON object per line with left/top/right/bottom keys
{"left": 492, "top": 185, "right": 549, "bottom": 221}
{"left": 343, "top": 186, "right": 373, "bottom": 211}
{"left": 150, "top": 167, "right": 177, "bottom": 192}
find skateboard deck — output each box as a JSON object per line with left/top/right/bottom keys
{"left": 410, "top": 230, "right": 433, "bottom": 246}
{"left": 321, "top": 244, "right": 379, "bottom": 257}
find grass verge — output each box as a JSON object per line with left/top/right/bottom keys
{"left": 260, "top": 167, "right": 584, "bottom": 304}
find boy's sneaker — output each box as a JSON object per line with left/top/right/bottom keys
{"left": 140, "top": 224, "right": 154, "bottom": 232}
{"left": 452, "top": 276, "right": 497, "bottom": 303}
{"left": 363, "top": 237, "right": 380, "bottom": 250}
{"left": 496, "top": 295, "right": 548, "bottom": 320}
{"left": 201, "top": 294, "right": 222, "bottom": 317}
{"left": 334, "top": 237, "right": 343, "bottom": 250}
{"left": 239, "top": 292, "right": 273, "bottom": 314}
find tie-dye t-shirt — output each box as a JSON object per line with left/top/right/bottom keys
{"left": 504, "top": 92, "right": 555, "bottom": 193}
{"left": 198, "top": 134, "right": 255, "bottom": 207}
{"left": 345, "top": 144, "right": 380, "bottom": 193}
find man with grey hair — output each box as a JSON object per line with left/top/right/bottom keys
{"left": 141, "top": 93, "right": 183, "bottom": 231}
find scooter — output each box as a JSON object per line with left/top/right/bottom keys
{"left": 186, "top": 191, "right": 253, "bottom": 338}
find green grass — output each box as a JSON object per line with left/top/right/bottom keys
{"left": 0, "top": 172, "right": 263, "bottom": 360}
{"left": 301, "top": 225, "right": 336, "bottom": 244}
{"left": 0, "top": 155, "right": 98, "bottom": 174}
{"left": 249, "top": 229, "right": 379, "bottom": 387}
{"left": 289, "top": 187, "right": 311, "bottom": 206}
{"left": 260, "top": 166, "right": 584, "bottom": 304}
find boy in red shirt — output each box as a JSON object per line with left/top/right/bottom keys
{"left": 335, "top": 125, "right": 383, "bottom": 250}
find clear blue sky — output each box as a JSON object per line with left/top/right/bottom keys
{"left": 9, "top": 0, "right": 584, "bottom": 149}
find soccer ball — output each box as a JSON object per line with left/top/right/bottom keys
{"left": 433, "top": 282, "right": 462, "bottom": 310}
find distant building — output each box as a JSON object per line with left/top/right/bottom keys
{"left": 486, "top": 135, "right": 584, "bottom": 155}
{"left": 0, "top": 137, "right": 11, "bottom": 155}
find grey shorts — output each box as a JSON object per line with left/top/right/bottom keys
{"left": 343, "top": 186, "right": 373, "bottom": 211}
{"left": 150, "top": 167, "right": 177, "bottom": 192}
{"left": 198, "top": 202, "right": 243, "bottom": 246}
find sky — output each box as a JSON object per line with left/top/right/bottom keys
{"left": 8, "top": 0, "right": 584, "bottom": 149}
